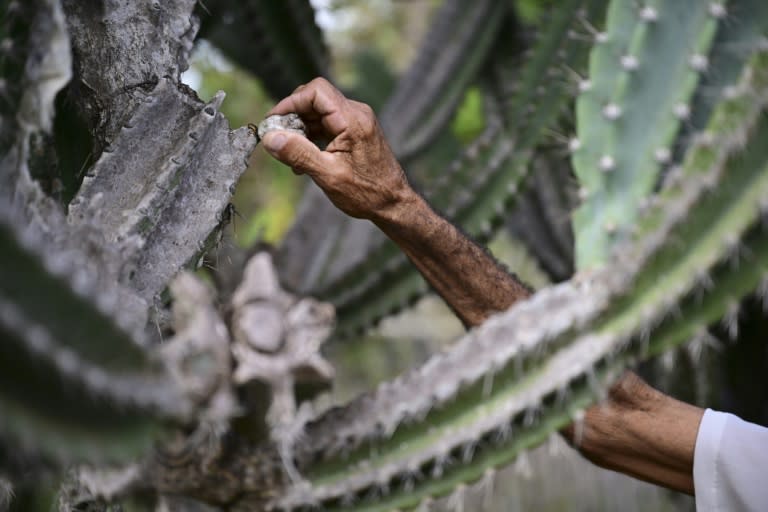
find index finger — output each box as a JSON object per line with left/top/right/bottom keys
{"left": 268, "top": 78, "right": 350, "bottom": 137}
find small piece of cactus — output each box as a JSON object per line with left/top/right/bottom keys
{"left": 254, "top": 113, "right": 307, "bottom": 142}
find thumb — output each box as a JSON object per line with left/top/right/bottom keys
{"left": 262, "top": 130, "right": 328, "bottom": 176}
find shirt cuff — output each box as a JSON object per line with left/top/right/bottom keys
{"left": 693, "top": 408, "right": 728, "bottom": 510}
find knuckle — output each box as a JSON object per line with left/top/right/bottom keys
{"left": 359, "top": 102, "right": 375, "bottom": 118}
{"left": 310, "top": 76, "right": 332, "bottom": 92}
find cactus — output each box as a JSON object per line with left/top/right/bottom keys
{"left": 0, "top": 0, "right": 251, "bottom": 475}
{"left": 572, "top": 1, "right": 724, "bottom": 269}
{"left": 379, "top": 0, "right": 511, "bottom": 162}
{"left": 3, "top": 1, "right": 768, "bottom": 511}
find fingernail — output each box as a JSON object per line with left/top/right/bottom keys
{"left": 264, "top": 132, "right": 287, "bottom": 152}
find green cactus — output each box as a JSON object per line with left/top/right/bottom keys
{"left": 379, "top": 0, "right": 511, "bottom": 161}
{"left": 3, "top": 1, "right": 768, "bottom": 511}
{"left": 572, "top": 1, "right": 724, "bottom": 269}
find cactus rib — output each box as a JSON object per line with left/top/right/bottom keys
{"left": 0, "top": 211, "right": 187, "bottom": 463}
{"left": 67, "top": 78, "right": 257, "bottom": 303}
{"left": 572, "top": 0, "right": 725, "bottom": 269}
{"left": 379, "top": 0, "right": 509, "bottom": 161}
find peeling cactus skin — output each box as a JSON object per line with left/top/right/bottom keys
{"left": 255, "top": 114, "right": 307, "bottom": 142}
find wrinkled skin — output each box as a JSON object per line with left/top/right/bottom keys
{"left": 262, "top": 78, "right": 411, "bottom": 221}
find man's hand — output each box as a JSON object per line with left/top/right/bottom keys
{"left": 262, "top": 78, "right": 414, "bottom": 221}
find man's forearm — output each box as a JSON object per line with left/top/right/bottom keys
{"left": 372, "top": 188, "right": 531, "bottom": 327}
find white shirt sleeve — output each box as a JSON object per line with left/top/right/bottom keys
{"left": 693, "top": 408, "right": 768, "bottom": 511}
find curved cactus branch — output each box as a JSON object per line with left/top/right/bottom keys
{"left": 379, "top": 0, "right": 510, "bottom": 162}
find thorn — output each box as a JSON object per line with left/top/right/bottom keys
{"left": 578, "top": 187, "right": 589, "bottom": 200}
{"left": 417, "top": 498, "right": 434, "bottom": 512}
{"left": 686, "top": 331, "right": 706, "bottom": 363}
{"left": 639, "top": 6, "right": 658, "bottom": 21}
{"left": 722, "top": 301, "right": 740, "bottom": 340}
{"left": 695, "top": 130, "right": 715, "bottom": 147}
{"left": 482, "top": 371, "right": 494, "bottom": 398}
{"left": 523, "top": 406, "right": 538, "bottom": 427}
{"left": 602, "top": 103, "right": 622, "bottom": 120}
{"left": 578, "top": 79, "right": 592, "bottom": 93}
{"left": 693, "top": 269, "right": 714, "bottom": 301}
{"left": 708, "top": 3, "right": 727, "bottom": 18}
{"left": 447, "top": 484, "right": 467, "bottom": 512}
{"left": 673, "top": 103, "right": 691, "bottom": 120}
{"left": 493, "top": 421, "right": 512, "bottom": 444}
{"left": 757, "top": 274, "right": 768, "bottom": 313}
{"left": 599, "top": 154, "right": 616, "bottom": 172}
{"left": 514, "top": 452, "right": 533, "bottom": 479}
{"left": 480, "top": 468, "right": 496, "bottom": 509}
{"left": 654, "top": 147, "right": 672, "bottom": 164}
{"left": 569, "top": 137, "right": 581, "bottom": 152}
{"left": 571, "top": 409, "right": 586, "bottom": 447}
{"left": 621, "top": 54, "right": 639, "bottom": 71}
{"left": 660, "top": 349, "right": 677, "bottom": 372}
{"left": 461, "top": 442, "right": 476, "bottom": 463}
{"left": 689, "top": 54, "right": 709, "bottom": 72}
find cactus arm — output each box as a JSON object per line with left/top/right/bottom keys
{"left": 62, "top": 1, "right": 257, "bottom": 305}
{"left": 199, "top": 0, "right": 330, "bottom": 100}
{"left": 572, "top": 1, "right": 725, "bottom": 269}
{"left": 379, "top": 0, "right": 510, "bottom": 162}
{"left": 0, "top": 212, "right": 189, "bottom": 463}
{"left": 678, "top": 0, "right": 768, "bottom": 161}
{"left": 507, "top": 155, "right": 577, "bottom": 282}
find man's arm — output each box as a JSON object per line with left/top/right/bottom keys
{"left": 261, "top": 78, "right": 530, "bottom": 326}
{"left": 261, "top": 77, "right": 704, "bottom": 495}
